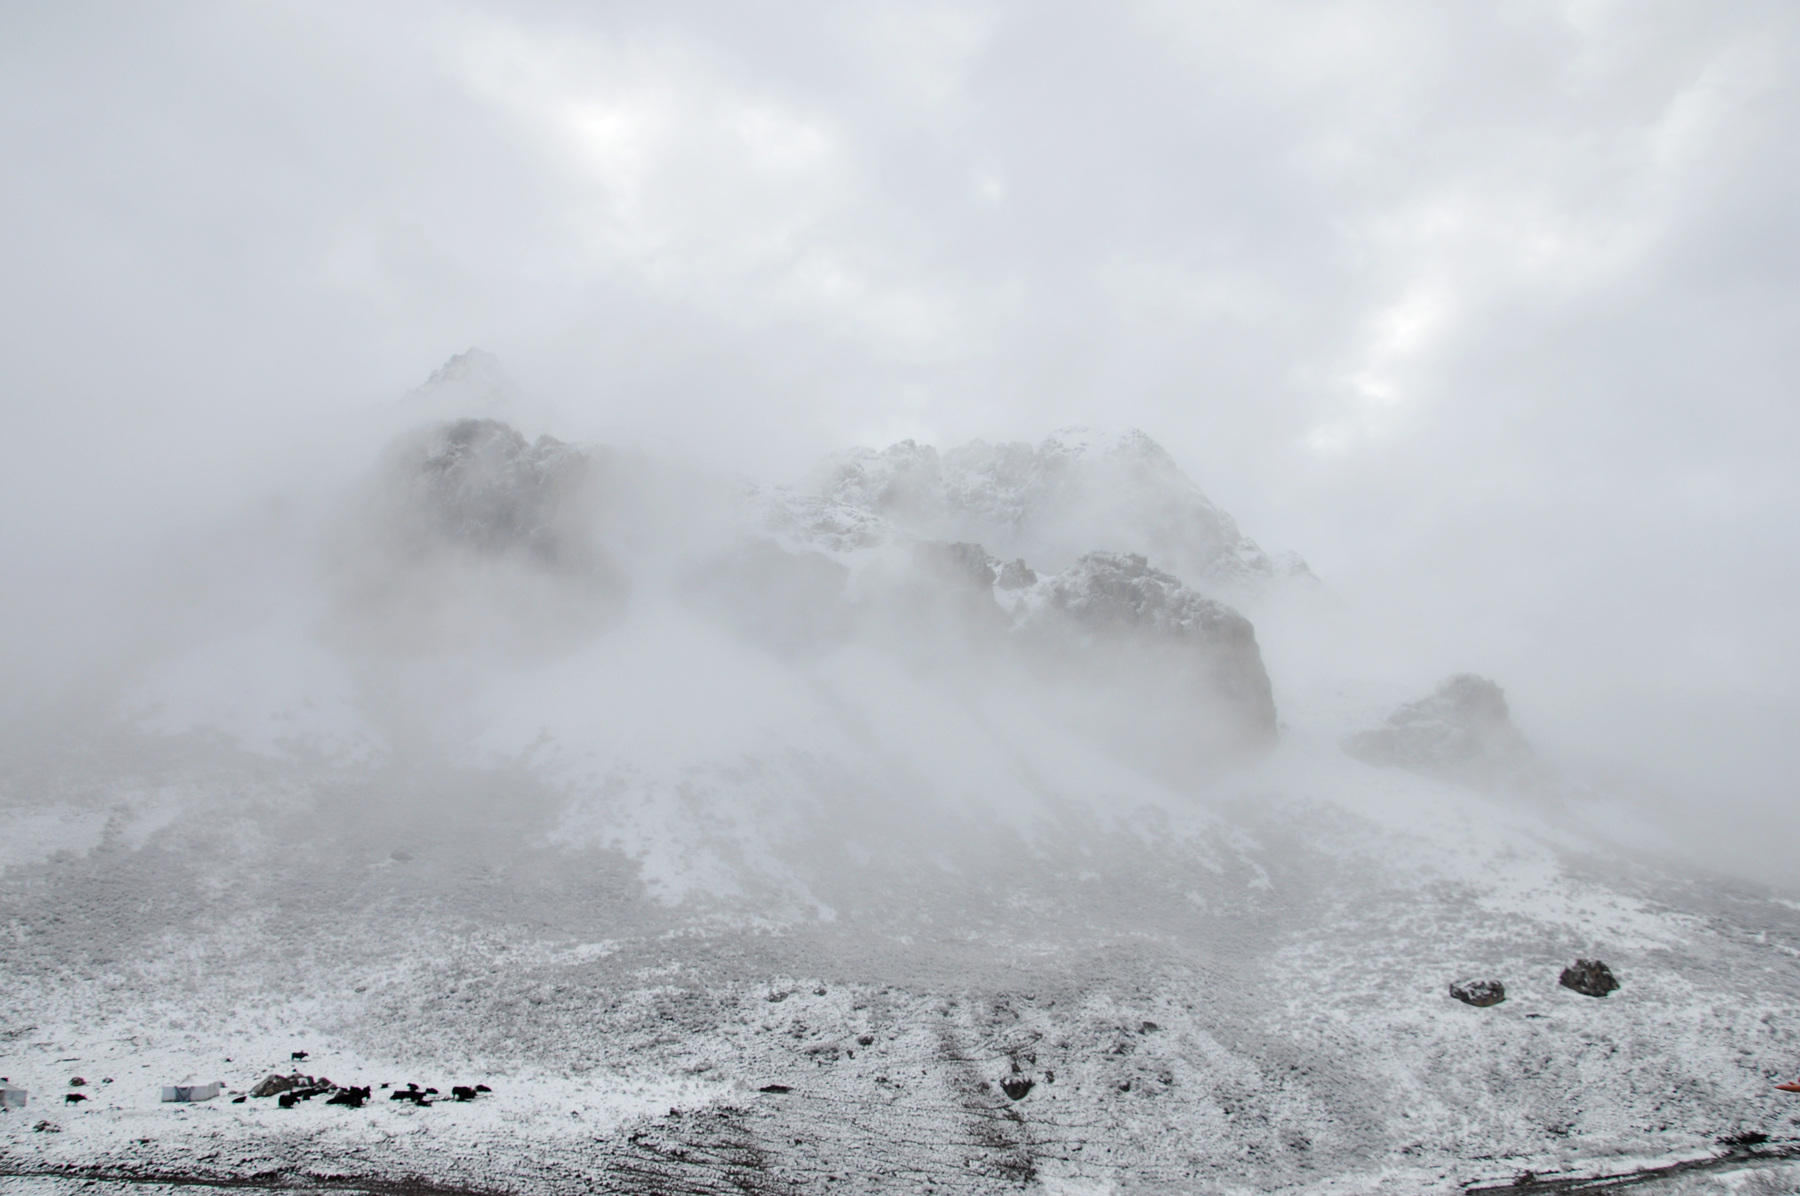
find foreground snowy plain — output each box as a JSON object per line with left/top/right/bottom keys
{"left": 6, "top": 359, "right": 1800, "bottom": 1194}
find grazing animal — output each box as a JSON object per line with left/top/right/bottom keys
{"left": 291, "top": 1051, "right": 308, "bottom": 1061}
{"left": 326, "top": 1086, "right": 371, "bottom": 1108}
{"left": 475, "top": 1084, "right": 490, "bottom": 1092}
{"left": 63, "top": 1093, "right": 87, "bottom": 1105}
{"left": 452, "top": 1086, "right": 478, "bottom": 1101}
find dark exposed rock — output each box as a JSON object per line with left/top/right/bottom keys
{"left": 1560, "top": 959, "right": 1620, "bottom": 997}
{"left": 1342, "top": 675, "right": 1540, "bottom": 791}
{"left": 996, "top": 559, "right": 1037, "bottom": 589}
{"left": 759, "top": 1084, "right": 793, "bottom": 1094}
{"left": 1449, "top": 979, "right": 1506, "bottom": 1007}
{"left": 1021, "top": 552, "right": 1278, "bottom": 766}
{"left": 335, "top": 417, "right": 627, "bottom": 656}
{"left": 1000, "top": 1077, "right": 1034, "bottom": 1100}
{"left": 1720, "top": 1132, "right": 1769, "bottom": 1148}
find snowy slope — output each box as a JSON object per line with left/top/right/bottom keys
{"left": 6, "top": 358, "right": 1800, "bottom": 1195}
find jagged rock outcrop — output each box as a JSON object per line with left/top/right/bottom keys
{"left": 1342, "top": 675, "right": 1540, "bottom": 791}
{"left": 1016, "top": 552, "right": 1278, "bottom": 769}
{"left": 331, "top": 418, "right": 626, "bottom": 655}
{"left": 814, "top": 427, "right": 1309, "bottom": 596}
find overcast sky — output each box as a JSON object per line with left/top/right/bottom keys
{"left": 4, "top": 0, "right": 1799, "bottom": 870}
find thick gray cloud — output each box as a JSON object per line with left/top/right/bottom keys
{"left": 3, "top": 1, "right": 1798, "bottom": 874}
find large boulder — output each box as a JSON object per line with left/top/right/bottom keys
{"left": 1559, "top": 959, "right": 1620, "bottom": 997}
{"left": 1449, "top": 979, "right": 1506, "bottom": 1007}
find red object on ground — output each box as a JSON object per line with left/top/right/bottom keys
{"left": 1775, "top": 1082, "right": 1800, "bottom": 1093}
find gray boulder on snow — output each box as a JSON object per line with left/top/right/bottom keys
{"left": 1342, "top": 675, "right": 1540, "bottom": 790}
{"left": 1560, "top": 959, "right": 1620, "bottom": 997}
{"left": 1449, "top": 978, "right": 1506, "bottom": 1007}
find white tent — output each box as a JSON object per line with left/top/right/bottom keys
{"left": 160, "top": 1082, "right": 221, "bottom": 1102}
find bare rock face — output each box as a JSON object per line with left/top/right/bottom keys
{"left": 1019, "top": 552, "right": 1278, "bottom": 770}
{"left": 1559, "top": 959, "right": 1620, "bottom": 997}
{"left": 332, "top": 418, "right": 627, "bottom": 656}
{"left": 1449, "top": 979, "right": 1506, "bottom": 1007}
{"left": 1342, "top": 675, "right": 1539, "bottom": 791}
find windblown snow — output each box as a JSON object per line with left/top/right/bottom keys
{"left": 5, "top": 355, "right": 1800, "bottom": 1196}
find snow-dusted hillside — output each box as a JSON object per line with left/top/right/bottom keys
{"left": 5, "top": 357, "right": 1800, "bottom": 1196}
{"left": 810, "top": 427, "right": 1313, "bottom": 598}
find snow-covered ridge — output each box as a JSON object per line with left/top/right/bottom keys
{"left": 808, "top": 425, "right": 1312, "bottom": 596}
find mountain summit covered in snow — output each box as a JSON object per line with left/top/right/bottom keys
{"left": 790, "top": 426, "right": 1311, "bottom": 597}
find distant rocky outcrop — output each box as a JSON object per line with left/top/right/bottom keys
{"left": 331, "top": 417, "right": 627, "bottom": 655}
{"left": 1342, "top": 675, "right": 1540, "bottom": 791}
{"left": 1560, "top": 959, "right": 1620, "bottom": 997}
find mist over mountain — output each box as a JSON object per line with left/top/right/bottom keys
{"left": 5, "top": 357, "right": 1800, "bottom": 1194}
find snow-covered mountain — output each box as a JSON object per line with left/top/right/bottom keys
{"left": 807, "top": 426, "right": 1313, "bottom": 597}
{"left": 6, "top": 355, "right": 1800, "bottom": 1195}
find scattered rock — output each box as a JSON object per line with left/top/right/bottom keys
{"left": 33, "top": 1119, "right": 59, "bottom": 1133}
{"left": 68, "top": 1077, "right": 85, "bottom": 1087}
{"left": 1449, "top": 979, "right": 1507, "bottom": 1007}
{"left": 759, "top": 1084, "right": 792, "bottom": 1094}
{"left": 1560, "top": 959, "right": 1620, "bottom": 997}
